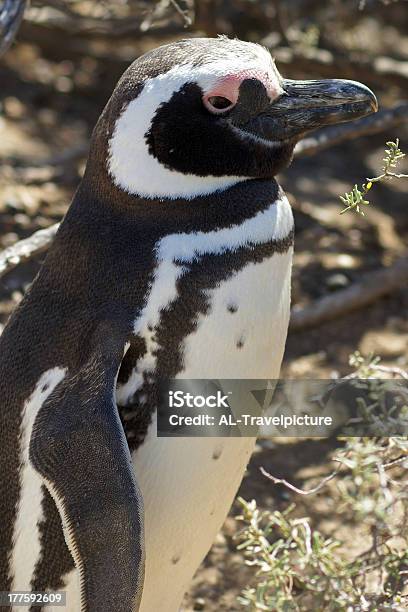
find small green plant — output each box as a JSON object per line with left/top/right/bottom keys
{"left": 236, "top": 498, "right": 364, "bottom": 610}
{"left": 340, "top": 139, "right": 407, "bottom": 215}
{"left": 236, "top": 356, "right": 408, "bottom": 611}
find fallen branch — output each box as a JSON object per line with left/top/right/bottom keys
{"left": 24, "top": 1, "right": 191, "bottom": 38}
{"left": 294, "top": 103, "right": 408, "bottom": 157}
{"left": 270, "top": 45, "right": 408, "bottom": 91}
{"left": 290, "top": 254, "right": 408, "bottom": 333}
{"left": 0, "top": 224, "right": 59, "bottom": 280}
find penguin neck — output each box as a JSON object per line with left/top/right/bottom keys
{"left": 73, "top": 172, "right": 283, "bottom": 238}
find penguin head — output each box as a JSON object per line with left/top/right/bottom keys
{"left": 89, "top": 37, "right": 377, "bottom": 200}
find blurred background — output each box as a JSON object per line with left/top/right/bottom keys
{"left": 0, "top": 1, "right": 407, "bottom": 609}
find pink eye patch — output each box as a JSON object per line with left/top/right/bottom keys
{"left": 203, "top": 69, "right": 281, "bottom": 114}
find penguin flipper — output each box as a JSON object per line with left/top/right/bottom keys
{"left": 29, "top": 351, "right": 144, "bottom": 612}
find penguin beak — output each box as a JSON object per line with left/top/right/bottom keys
{"left": 256, "top": 78, "right": 378, "bottom": 141}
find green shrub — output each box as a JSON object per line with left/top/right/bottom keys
{"left": 236, "top": 357, "right": 408, "bottom": 611}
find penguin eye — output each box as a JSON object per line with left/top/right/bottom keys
{"left": 208, "top": 96, "right": 233, "bottom": 109}
{"left": 204, "top": 95, "right": 235, "bottom": 114}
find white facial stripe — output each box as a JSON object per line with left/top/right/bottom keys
{"left": 116, "top": 194, "right": 293, "bottom": 405}
{"left": 10, "top": 367, "right": 67, "bottom": 591}
{"left": 108, "top": 63, "right": 245, "bottom": 200}
{"left": 108, "top": 42, "right": 281, "bottom": 201}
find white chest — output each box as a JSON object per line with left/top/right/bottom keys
{"left": 132, "top": 247, "right": 293, "bottom": 612}
{"left": 116, "top": 192, "right": 294, "bottom": 405}
{"left": 179, "top": 248, "right": 293, "bottom": 378}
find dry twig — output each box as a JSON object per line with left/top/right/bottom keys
{"left": 0, "top": 224, "right": 59, "bottom": 280}
{"left": 289, "top": 254, "right": 408, "bottom": 332}
{"left": 260, "top": 465, "right": 342, "bottom": 496}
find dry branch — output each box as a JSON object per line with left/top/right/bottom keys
{"left": 289, "top": 254, "right": 408, "bottom": 333}
{"left": 294, "top": 103, "right": 408, "bottom": 157}
{"left": 270, "top": 45, "right": 408, "bottom": 91}
{"left": 24, "top": 1, "right": 190, "bottom": 38}
{"left": 0, "top": 224, "right": 59, "bottom": 280}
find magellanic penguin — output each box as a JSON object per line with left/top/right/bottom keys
{"left": 0, "top": 37, "right": 377, "bottom": 612}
